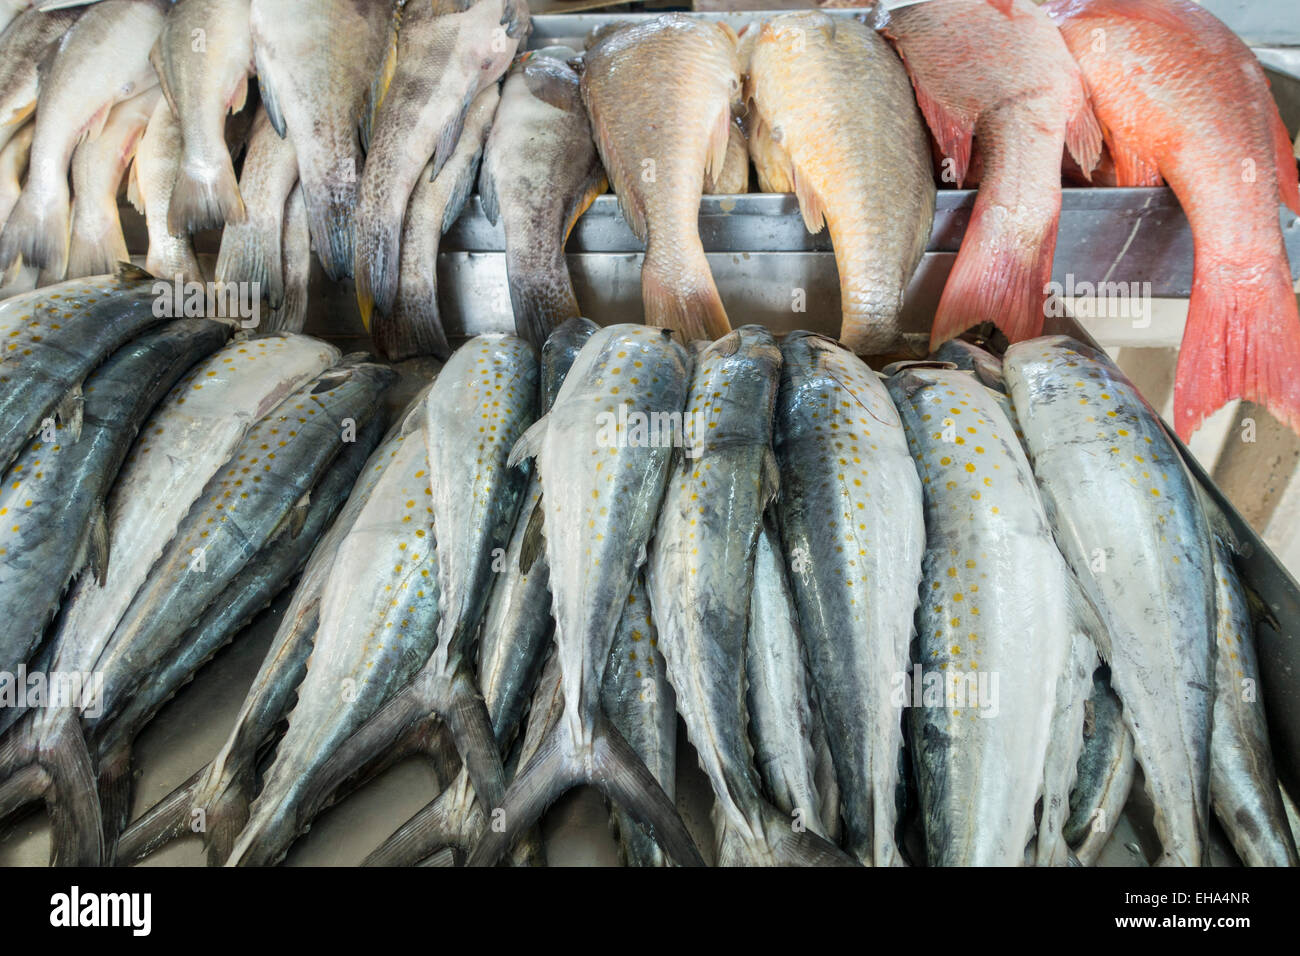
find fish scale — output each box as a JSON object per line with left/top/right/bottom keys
{"left": 1004, "top": 335, "right": 1216, "bottom": 866}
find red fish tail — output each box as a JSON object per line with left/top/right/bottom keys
{"left": 1267, "top": 105, "right": 1300, "bottom": 215}
{"left": 931, "top": 198, "right": 1058, "bottom": 348}
{"left": 1174, "top": 246, "right": 1300, "bottom": 439}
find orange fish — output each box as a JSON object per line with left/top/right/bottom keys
{"left": 1047, "top": 0, "right": 1300, "bottom": 440}
{"left": 882, "top": 0, "right": 1102, "bottom": 348}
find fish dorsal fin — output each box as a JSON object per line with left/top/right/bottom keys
{"left": 508, "top": 415, "right": 548, "bottom": 469}
{"left": 519, "top": 498, "right": 545, "bottom": 575}
{"left": 253, "top": 47, "right": 287, "bottom": 138}
{"left": 116, "top": 261, "right": 153, "bottom": 283}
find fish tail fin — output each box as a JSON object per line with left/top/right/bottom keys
{"left": 67, "top": 219, "right": 129, "bottom": 280}
{"left": 642, "top": 237, "right": 730, "bottom": 343}
{"left": 0, "top": 724, "right": 46, "bottom": 824}
{"left": 436, "top": 665, "right": 507, "bottom": 816}
{"left": 370, "top": 296, "right": 451, "bottom": 362}
{"left": 0, "top": 184, "right": 70, "bottom": 277}
{"left": 506, "top": 251, "right": 580, "bottom": 351}
{"left": 202, "top": 771, "right": 258, "bottom": 866}
{"left": 1174, "top": 245, "right": 1300, "bottom": 439}
{"left": 305, "top": 189, "right": 354, "bottom": 282}
{"left": 168, "top": 158, "right": 247, "bottom": 233}
{"left": 216, "top": 227, "right": 284, "bottom": 311}
{"left": 115, "top": 763, "right": 206, "bottom": 866}
{"left": 353, "top": 199, "right": 401, "bottom": 319}
{"left": 1268, "top": 105, "right": 1300, "bottom": 216}
{"left": 96, "top": 743, "right": 134, "bottom": 858}
{"left": 717, "top": 802, "right": 859, "bottom": 867}
{"left": 363, "top": 785, "right": 467, "bottom": 866}
{"left": 41, "top": 717, "right": 104, "bottom": 866}
{"left": 930, "top": 197, "right": 1057, "bottom": 349}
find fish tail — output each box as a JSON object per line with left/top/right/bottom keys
{"left": 202, "top": 771, "right": 258, "bottom": 866}
{"left": 436, "top": 664, "right": 507, "bottom": 820}
{"left": 216, "top": 227, "right": 284, "bottom": 311}
{"left": 96, "top": 742, "right": 134, "bottom": 858}
{"left": 642, "top": 237, "right": 730, "bottom": 343}
{"left": 353, "top": 196, "right": 402, "bottom": 319}
{"left": 371, "top": 295, "right": 451, "bottom": 362}
{"left": 506, "top": 248, "right": 581, "bottom": 351}
{"left": 169, "top": 157, "right": 247, "bottom": 233}
{"left": 114, "top": 763, "right": 207, "bottom": 866}
{"left": 1268, "top": 105, "right": 1300, "bottom": 216}
{"left": 0, "top": 723, "right": 45, "bottom": 824}
{"left": 466, "top": 713, "right": 705, "bottom": 867}
{"left": 41, "top": 716, "right": 105, "bottom": 866}
{"left": 67, "top": 217, "right": 130, "bottom": 280}
{"left": 303, "top": 186, "right": 354, "bottom": 282}
{"left": 717, "top": 803, "right": 859, "bottom": 867}
{"left": 930, "top": 197, "right": 1057, "bottom": 349}
{"left": 1174, "top": 245, "right": 1300, "bottom": 440}
{"left": 0, "top": 183, "right": 70, "bottom": 277}
{"left": 363, "top": 786, "right": 465, "bottom": 866}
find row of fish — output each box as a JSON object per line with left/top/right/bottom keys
{"left": 0, "top": 295, "right": 1279, "bottom": 865}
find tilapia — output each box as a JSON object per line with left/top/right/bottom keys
{"left": 151, "top": 0, "right": 252, "bottom": 232}
{"left": 354, "top": 0, "right": 528, "bottom": 321}
{"left": 250, "top": 0, "right": 393, "bottom": 279}
{"left": 883, "top": 0, "right": 1101, "bottom": 346}
{"left": 1004, "top": 335, "right": 1216, "bottom": 866}
{"left": 468, "top": 324, "right": 703, "bottom": 867}
{"left": 746, "top": 520, "right": 830, "bottom": 841}
{"left": 1064, "top": 665, "right": 1136, "bottom": 865}
{"left": 702, "top": 115, "right": 747, "bottom": 194}
{"left": 214, "top": 106, "right": 298, "bottom": 311}
{"left": 0, "top": 4, "right": 79, "bottom": 151}
{"left": 602, "top": 572, "right": 676, "bottom": 867}
{"left": 774, "top": 332, "right": 924, "bottom": 865}
{"left": 0, "top": 318, "right": 227, "bottom": 684}
{"left": 479, "top": 50, "right": 605, "bottom": 349}
{"left": 132, "top": 98, "right": 203, "bottom": 282}
{"left": 745, "top": 12, "right": 933, "bottom": 355}
{"left": 118, "top": 400, "right": 427, "bottom": 866}
{"left": 0, "top": 120, "right": 33, "bottom": 225}
{"left": 67, "top": 88, "right": 160, "bottom": 279}
{"left": 580, "top": 14, "right": 741, "bottom": 342}
{"left": 0, "top": 265, "right": 169, "bottom": 473}
{"left": 269, "top": 184, "right": 309, "bottom": 332}
{"left": 379, "top": 83, "right": 498, "bottom": 360}
{"left": 0, "top": 0, "right": 166, "bottom": 278}
{"left": 1047, "top": 0, "right": 1300, "bottom": 439}
{"left": 1208, "top": 534, "right": 1299, "bottom": 866}
{"left": 887, "top": 363, "right": 1089, "bottom": 866}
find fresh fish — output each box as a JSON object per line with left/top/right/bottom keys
{"left": 887, "top": 362, "right": 1089, "bottom": 866}
{"left": 602, "top": 572, "right": 676, "bottom": 867}
{"left": 0, "top": 120, "right": 33, "bottom": 225}
{"left": 0, "top": 0, "right": 167, "bottom": 278}
{"left": 249, "top": 0, "right": 393, "bottom": 279}
{"left": 1004, "top": 335, "right": 1216, "bottom": 866}
{"left": 883, "top": 0, "right": 1101, "bottom": 347}
{"left": 1037, "top": 629, "right": 1098, "bottom": 865}
{"left": 468, "top": 324, "right": 703, "bottom": 867}
{"left": 0, "top": 318, "right": 227, "bottom": 685}
{"left": 479, "top": 50, "right": 605, "bottom": 349}
{"left": 1047, "top": 0, "right": 1300, "bottom": 439}
{"left": 268, "top": 184, "right": 309, "bottom": 332}
{"left": 90, "top": 413, "right": 384, "bottom": 855}
{"left": 929, "top": 338, "right": 1005, "bottom": 392}
{"left": 1208, "top": 535, "right": 1299, "bottom": 866}
{"left": 131, "top": 98, "right": 203, "bottom": 282}
{"left": 362, "top": 321, "right": 595, "bottom": 867}
{"left": 379, "top": 83, "right": 498, "bottom": 360}
{"left": 214, "top": 107, "right": 297, "bottom": 311}
{"left": 67, "top": 88, "right": 160, "bottom": 279}
{"left": 0, "top": 265, "right": 169, "bottom": 474}
{"left": 580, "top": 14, "right": 741, "bottom": 342}
{"left": 1064, "top": 665, "right": 1136, "bottom": 865}
{"left": 775, "top": 332, "right": 924, "bottom": 865}
{"left": 0, "top": 5, "right": 80, "bottom": 151}
{"left": 702, "top": 115, "right": 747, "bottom": 194}
{"left": 745, "top": 12, "right": 934, "bottom": 355}
{"left": 0, "top": 0, "right": 34, "bottom": 37}
{"left": 354, "top": 0, "right": 528, "bottom": 323}
{"left": 150, "top": 0, "right": 252, "bottom": 232}
{"left": 117, "top": 400, "right": 427, "bottom": 866}
{"left": 746, "top": 520, "right": 829, "bottom": 841}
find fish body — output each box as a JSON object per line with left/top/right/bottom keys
{"left": 0, "top": 5, "right": 80, "bottom": 145}
{"left": 249, "top": 0, "right": 392, "bottom": 279}
{"left": 1004, "top": 335, "right": 1215, "bottom": 866}
{"left": 67, "top": 88, "right": 160, "bottom": 279}
{"left": 270, "top": 184, "right": 309, "bottom": 332}
{"left": 775, "top": 332, "right": 924, "bottom": 865}
{"left": 702, "top": 115, "right": 747, "bottom": 195}
{"left": 1208, "top": 536, "right": 1299, "bottom": 866}
{"left": 380, "top": 83, "right": 498, "bottom": 360}
{"left": 151, "top": 0, "right": 252, "bottom": 232}
{"left": 1047, "top": 0, "right": 1300, "bottom": 439}
{"left": 745, "top": 12, "right": 933, "bottom": 355}
{"left": 133, "top": 98, "right": 203, "bottom": 281}
{"left": 1064, "top": 665, "right": 1136, "bottom": 865}
{"left": 479, "top": 51, "right": 605, "bottom": 349}
{"left": 580, "top": 14, "right": 740, "bottom": 342}
{"left": 0, "top": 120, "right": 32, "bottom": 226}
{"left": 883, "top": 0, "right": 1101, "bottom": 347}
{"left": 0, "top": 0, "right": 166, "bottom": 278}
{"left": 354, "top": 0, "right": 528, "bottom": 320}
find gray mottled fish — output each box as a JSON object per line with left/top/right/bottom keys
{"left": 479, "top": 50, "right": 604, "bottom": 350}
{"left": 67, "top": 88, "right": 160, "bottom": 279}
{"left": 776, "top": 331, "right": 923, "bottom": 865}
{"left": 378, "top": 83, "right": 498, "bottom": 360}
{"left": 1208, "top": 535, "right": 1299, "bottom": 866}
{"left": 1004, "top": 335, "right": 1215, "bottom": 866}
{"left": 468, "top": 324, "right": 703, "bottom": 867}
{"left": 150, "top": 0, "right": 252, "bottom": 232}
{"left": 1064, "top": 665, "right": 1136, "bottom": 866}
{"left": 131, "top": 98, "right": 203, "bottom": 282}
{"left": 268, "top": 184, "right": 309, "bottom": 332}
{"left": 0, "top": 0, "right": 166, "bottom": 278}
{"left": 354, "top": 0, "right": 528, "bottom": 322}
{"left": 249, "top": 0, "right": 392, "bottom": 279}
{"left": 746, "top": 520, "right": 830, "bottom": 841}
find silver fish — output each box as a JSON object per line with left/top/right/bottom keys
{"left": 1063, "top": 666, "right": 1136, "bottom": 866}
{"left": 132, "top": 97, "right": 204, "bottom": 282}
{"left": 1004, "top": 335, "right": 1216, "bottom": 866}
